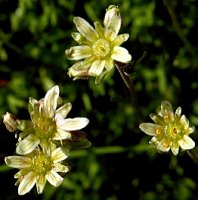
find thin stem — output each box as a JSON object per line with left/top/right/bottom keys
{"left": 115, "top": 61, "right": 143, "bottom": 121}
{"left": 164, "top": 0, "right": 196, "bottom": 57}
{"left": 70, "top": 144, "right": 147, "bottom": 158}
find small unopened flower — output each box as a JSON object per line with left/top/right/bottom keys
{"left": 3, "top": 112, "right": 18, "bottom": 132}
{"left": 139, "top": 100, "right": 195, "bottom": 155}
{"left": 3, "top": 85, "right": 89, "bottom": 155}
{"left": 5, "top": 145, "right": 69, "bottom": 195}
{"left": 65, "top": 5, "right": 132, "bottom": 83}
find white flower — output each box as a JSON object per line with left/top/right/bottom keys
{"left": 65, "top": 5, "right": 132, "bottom": 83}
{"left": 16, "top": 85, "right": 89, "bottom": 155}
{"left": 139, "top": 100, "right": 195, "bottom": 155}
{"left": 5, "top": 145, "right": 69, "bottom": 195}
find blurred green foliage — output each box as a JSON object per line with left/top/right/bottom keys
{"left": 0, "top": 0, "right": 198, "bottom": 199}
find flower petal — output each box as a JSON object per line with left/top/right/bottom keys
{"left": 89, "top": 60, "right": 106, "bottom": 76}
{"left": 180, "top": 115, "right": 189, "bottom": 129}
{"left": 112, "top": 34, "right": 129, "bottom": 46}
{"left": 105, "top": 58, "right": 114, "bottom": 71}
{"left": 94, "top": 21, "right": 104, "bottom": 37}
{"left": 53, "top": 129, "right": 71, "bottom": 140}
{"left": 175, "top": 106, "right": 182, "bottom": 118}
{"left": 5, "top": 156, "right": 31, "bottom": 168}
{"left": 16, "top": 134, "right": 40, "bottom": 155}
{"left": 56, "top": 103, "right": 72, "bottom": 119}
{"left": 160, "top": 100, "right": 174, "bottom": 121}
{"left": 66, "top": 46, "right": 92, "bottom": 60}
{"left": 149, "top": 113, "right": 164, "bottom": 125}
{"left": 17, "top": 120, "right": 33, "bottom": 132}
{"left": 156, "top": 139, "right": 170, "bottom": 152}
{"left": 189, "top": 126, "right": 195, "bottom": 134}
{"left": 46, "top": 169, "right": 63, "bottom": 187}
{"left": 139, "top": 123, "right": 162, "bottom": 136}
{"left": 73, "top": 17, "right": 98, "bottom": 42}
{"left": 54, "top": 163, "right": 70, "bottom": 173}
{"left": 171, "top": 143, "right": 179, "bottom": 156}
{"left": 57, "top": 117, "right": 89, "bottom": 131}
{"left": 51, "top": 147, "right": 69, "bottom": 163}
{"left": 71, "top": 32, "right": 90, "bottom": 45}
{"left": 43, "top": 85, "right": 59, "bottom": 118}
{"left": 178, "top": 135, "right": 195, "bottom": 150}
{"left": 112, "top": 46, "right": 132, "bottom": 63}
{"left": 36, "top": 174, "right": 46, "bottom": 194}
{"left": 104, "top": 5, "right": 121, "bottom": 41}
{"left": 18, "top": 171, "right": 38, "bottom": 195}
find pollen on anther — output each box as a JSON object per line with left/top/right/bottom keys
{"left": 156, "top": 128, "right": 162, "bottom": 135}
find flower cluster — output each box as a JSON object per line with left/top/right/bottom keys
{"left": 3, "top": 3, "right": 197, "bottom": 198}
{"left": 3, "top": 86, "right": 90, "bottom": 195}
{"left": 139, "top": 101, "right": 195, "bottom": 155}
{"left": 65, "top": 5, "right": 132, "bottom": 84}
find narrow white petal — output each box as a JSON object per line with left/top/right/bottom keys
{"left": 36, "top": 175, "right": 46, "bottom": 194}
{"left": 51, "top": 147, "right": 69, "bottom": 163}
{"left": 18, "top": 172, "right": 38, "bottom": 195}
{"left": 112, "top": 46, "right": 132, "bottom": 63}
{"left": 89, "top": 60, "right": 106, "bottom": 76}
{"left": 73, "top": 17, "right": 98, "bottom": 42}
{"left": 104, "top": 5, "right": 121, "bottom": 41}
{"left": 57, "top": 117, "right": 89, "bottom": 131}
{"left": 175, "top": 107, "right": 182, "bottom": 118}
{"left": 46, "top": 169, "right": 63, "bottom": 187}
{"left": 139, "top": 123, "right": 162, "bottom": 136}
{"left": 16, "top": 134, "right": 40, "bottom": 155}
{"left": 180, "top": 115, "right": 189, "bottom": 129}
{"left": 56, "top": 103, "right": 72, "bottom": 119}
{"left": 112, "top": 34, "right": 129, "bottom": 46}
{"left": 66, "top": 46, "right": 92, "bottom": 60}
{"left": 53, "top": 129, "right": 71, "bottom": 140}
{"left": 160, "top": 100, "right": 174, "bottom": 121}
{"left": 67, "top": 59, "right": 93, "bottom": 78}
{"left": 43, "top": 86, "right": 59, "bottom": 118}
{"left": 178, "top": 135, "right": 195, "bottom": 150}
{"left": 171, "top": 143, "right": 179, "bottom": 156}
{"left": 54, "top": 163, "right": 70, "bottom": 173}
{"left": 5, "top": 156, "right": 31, "bottom": 168}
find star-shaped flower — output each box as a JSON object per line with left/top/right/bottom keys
{"left": 5, "top": 145, "right": 69, "bottom": 195}
{"left": 65, "top": 5, "right": 132, "bottom": 83}
{"left": 139, "top": 100, "right": 195, "bottom": 155}
{"left": 3, "top": 85, "right": 89, "bottom": 155}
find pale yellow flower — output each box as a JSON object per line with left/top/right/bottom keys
{"left": 3, "top": 85, "right": 89, "bottom": 155}
{"left": 65, "top": 5, "right": 132, "bottom": 83}
{"left": 5, "top": 144, "right": 69, "bottom": 195}
{"left": 139, "top": 101, "right": 195, "bottom": 155}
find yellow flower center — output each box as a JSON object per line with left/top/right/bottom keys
{"left": 92, "top": 39, "right": 110, "bottom": 59}
{"left": 32, "top": 151, "right": 52, "bottom": 174}
{"left": 34, "top": 118, "right": 56, "bottom": 140}
{"left": 165, "top": 122, "right": 182, "bottom": 141}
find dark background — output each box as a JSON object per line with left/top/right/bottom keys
{"left": 0, "top": 0, "right": 198, "bottom": 199}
